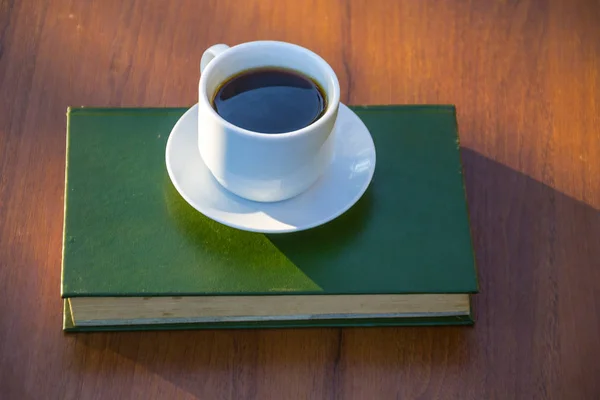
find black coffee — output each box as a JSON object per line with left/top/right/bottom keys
{"left": 212, "top": 67, "right": 327, "bottom": 134}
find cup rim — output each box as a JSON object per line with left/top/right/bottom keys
{"left": 199, "top": 40, "right": 341, "bottom": 141}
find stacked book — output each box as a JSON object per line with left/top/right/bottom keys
{"left": 61, "top": 105, "right": 478, "bottom": 332}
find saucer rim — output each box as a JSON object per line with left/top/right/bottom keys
{"left": 165, "top": 103, "right": 376, "bottom": 234}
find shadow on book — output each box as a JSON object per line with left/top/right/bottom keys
{"left": 160, "top": 165, "right": 373, "bottom": 293}
{"left": 69, "top": 149, "right": 599, "bottom": 394}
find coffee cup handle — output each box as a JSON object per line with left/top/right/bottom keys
{"left": 200, "top": 44, "right": 230, "bottom": 74}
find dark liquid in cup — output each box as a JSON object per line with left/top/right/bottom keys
{"left": 212, "top": 67, "right": 327, "bottom": 134}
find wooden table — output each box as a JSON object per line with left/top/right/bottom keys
{"left": 1, "top": 0, "right": 598, "bottom": 398}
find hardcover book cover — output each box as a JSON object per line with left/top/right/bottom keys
{"left": 61, "top": 105, "right": 478, "bottom": 331}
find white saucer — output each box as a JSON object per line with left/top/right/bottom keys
{"left": 165, "top": 103, "right": 376, "bottom": 233}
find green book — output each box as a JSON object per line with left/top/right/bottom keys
{"left": 61, "top": 105, "right": 478, "bottom": 332}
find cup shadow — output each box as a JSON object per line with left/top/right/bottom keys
{"left": 264, "top": 184, "right": 375, "bottom": 287}
{"left": 67, "top": 149, "right": 600, "bottom": 398}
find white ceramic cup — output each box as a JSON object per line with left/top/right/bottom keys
{"left": 198, "top": 40, "right": 340, "bottom": 202}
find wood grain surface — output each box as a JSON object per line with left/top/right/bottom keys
{"left": 1, "top": 0, "right": 599, "bottom": 398}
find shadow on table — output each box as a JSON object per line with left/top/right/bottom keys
{"left": 68, "top": 149, "right": 599, "bottom": 398}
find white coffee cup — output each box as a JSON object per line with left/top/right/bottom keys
{"left": 198, "top": 41, "right": 340, "bottom": 202}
